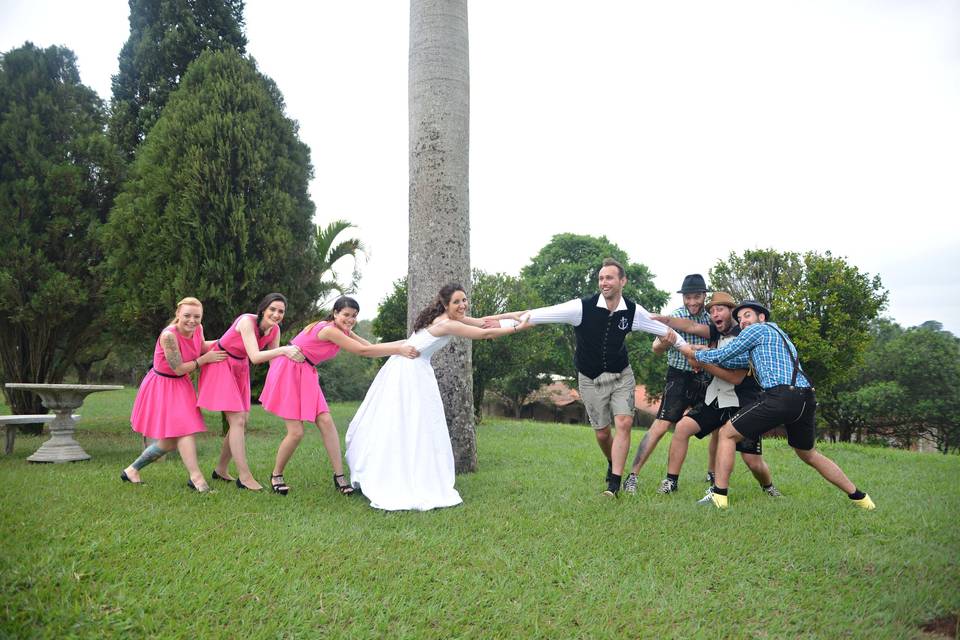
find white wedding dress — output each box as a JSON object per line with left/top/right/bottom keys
{"left": 345, "top": 325, "right": 463, "bottom": 511}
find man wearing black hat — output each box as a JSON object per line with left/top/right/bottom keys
{"left": 623, "top": 274, "right": 711, "bottom": 494}
{"left": 649, "top": 292, "right": 781, "bottom": 501}
{"left": 483, "top": 258, "right": 687, "bottom": 496}
{"left": 677, "top": 301, "right": 876, "bottom": 510}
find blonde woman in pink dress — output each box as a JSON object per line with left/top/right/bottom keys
{"left": 198, "top": 293, "right": 305, "bottom": 491}
{"left": 260, "top": 296, "right": 419, "bottom": 495}
{"left": 121, "top": 297, "right": 228, "bottom": 491}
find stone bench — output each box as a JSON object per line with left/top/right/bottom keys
{"left": 0, "top": 414, "right": 80, "bottom": 455}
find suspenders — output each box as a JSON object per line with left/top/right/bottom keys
{"left": 770, "top": 325, "right": 803, "bottom": 387}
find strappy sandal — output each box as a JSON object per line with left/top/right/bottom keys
{"left": 333, "top": 473, "right": 355, "bottom": 496}
{"left": 270, "top": 473, "right": 290, "bottom": 496}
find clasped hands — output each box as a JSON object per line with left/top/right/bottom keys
{"left": 479, "top": 310, "right": 531, "bottom": 330}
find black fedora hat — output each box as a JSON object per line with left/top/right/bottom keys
{"left": 677, "top": 274, "right": 708, "bottom": 294}
{"left": 732, "top": 300, "right": 771, "bottom": 321}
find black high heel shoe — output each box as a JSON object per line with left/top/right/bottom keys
{"left": 333, "top": 473, "right": 355, "bottom": 496}
{"left": 270, "top": 474, "right": 289, "bottom": 496}
{"left": 187, "top": 479, "right": 210, "bottom": 493}
{"left": 120, "top": 470, "right": 144, "bottom": 485}
{"left": 211, "top": 469, "right": 233, "bottom": 483}
{"left": 235, "top": 478, "right": 262, "bottom": 491}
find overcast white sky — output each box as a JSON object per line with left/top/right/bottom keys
{"left": 3, "top": 0, "right": 958, "bottom": 334}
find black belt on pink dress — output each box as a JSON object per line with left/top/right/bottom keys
{"left": 216, "top": 340, "right": 246, "bottom": 360}
{"left": 150, "top": 368, "right": 184, "bottom": 379}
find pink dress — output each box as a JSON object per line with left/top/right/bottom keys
{"left": 197, "top": 314, "right": 279, "bottom": 412}
{"left": 130, "top": 325, "right": 206, "bottom": 438}
{"left": 259, "top": 321, "right": 344, "bottom": 421}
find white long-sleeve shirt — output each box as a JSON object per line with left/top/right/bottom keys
{"left": 525, "top": 297, "right": 687, "bottom": 347}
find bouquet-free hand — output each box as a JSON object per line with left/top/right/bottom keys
{"left": 200, "top": 350, "right": 228, "bottom": 365}
{"left": 282, "top": 345, "right": 305, "bottom": 363}
{"left": 398, "top": 344, "right": 420, "bottom": 359}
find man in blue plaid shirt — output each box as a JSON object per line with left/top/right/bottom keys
{"left": 678, "top": 300, "right": 875, "bottom": 510}
{"left": 623, "top": 274, "right": 711, "bottom": 495}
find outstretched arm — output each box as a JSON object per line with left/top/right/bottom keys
{"left": 237, "top": 316, "right": 304, "bottom": 364}
{"left": 700, "top": 363, "right": 748, "bottom": 385}
{"left": 349, "top": 330, "right": 373, "bottom": 346}
{"left": 483, "top": 299, "right": 582, "bottom": 328}
{"left": 633, "top": 305, "right": 686, "bottom": 347}
{"left": 431, "top": 317, "right": 530, "bottom": 340}
{"left": 460, "top": 316, "right": 487, "bottom": 328}
{"left": 317, "top": 325, "right": 419, "bottom": 358}
{"left": 652, "top": 337, "right": 670, "bottom": 356}
{"left": 650, "top": 314, "right": 711, "bottom": 340}
{"left": 161, "top": 330, "right": 227, "bottom": 375}
{"left": 680, "top": 323, "right": 761, "bottom": 364}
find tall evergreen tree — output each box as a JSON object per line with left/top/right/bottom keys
{"left": 109, "top": 0, "right": 247, "bottom": 159}
{"left": 104, "top": 48, "right": 319, "bottom": 344}
{"left": 0, "top": 43, "right": 123, "bottom": 417}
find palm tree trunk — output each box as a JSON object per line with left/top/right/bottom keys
{"left": 408, "top": 0, "right": 475, "bottom": 473}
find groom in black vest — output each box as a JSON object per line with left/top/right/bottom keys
{"left": 490, "top": 258, "right": 686, "bottom": 496}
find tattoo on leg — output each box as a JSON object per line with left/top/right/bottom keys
{"left": 632, "top": 432, "right": 651, "bottom": 467}
{"left": 131, "top": 444, "right": 167, "bottom": 470}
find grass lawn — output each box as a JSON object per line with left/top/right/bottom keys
{"left": 1, "top": 388, "right": 958, "bottom": 639}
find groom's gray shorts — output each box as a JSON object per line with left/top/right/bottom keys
{"left": 577, "top": 366, "right": 636, "bottom": 429}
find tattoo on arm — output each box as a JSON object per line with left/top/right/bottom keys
{"left": 161, "top": 332, "right": 183, "bottom": 371}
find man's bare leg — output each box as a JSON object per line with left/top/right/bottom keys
{"left": 630, "top": 419, "right": 672, "bottom": 475}
{"left": 706, "top": 430, "right": 719, "bottom": 482}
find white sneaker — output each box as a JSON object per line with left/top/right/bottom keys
{"left": 623, "top": 473, "right": 638, "bottom": 494}
{"left": 697, "top": 486, "right": 715, "bottom": 505}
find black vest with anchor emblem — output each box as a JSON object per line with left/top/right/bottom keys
{"left": 574, "top": 293, "right": 637, "bottom": 379}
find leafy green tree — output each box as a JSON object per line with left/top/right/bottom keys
{"left": 866, "top": 325, "right": 960, "bottom": 453}
{"left": 521, "top": 233, "right": 669, "bottom": 390}
{"left": 710, "top": 249, "right": 887, "bottom": 397}
{"left": 109, "top": 0, "right": 247, "bottom": 159}
{"left": 0, "top": 43, "right": 123, "bottom": 419}
{"left": 372, "top": 278, "right": 409, "bottom": 344}
{"left": 821, "top": 320, "right": 960, "bottom": 453}
{"left": 469, "top": 270, "right": 556, "bottom": 421}
{"left": 708, "top": 248, "right": 803, "bottom": 309}
{"left": 104, "top": 48, "right": 320, "bottom": 345}
{"left": 818, "top": 318, "right": 904, "bottom": 442}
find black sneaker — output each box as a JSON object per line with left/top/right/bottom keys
{"left": 623, "top": 472, "right": 638, "bottom": 494}
{"left": 657, "top": 478, "right": 679, "bottom": 494}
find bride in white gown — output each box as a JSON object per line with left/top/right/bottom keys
{"left": 345, "top": 283, "right": 528, "bottom": 511}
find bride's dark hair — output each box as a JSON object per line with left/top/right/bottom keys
{"left": 413, "top": 283, "right": 465, "bottom": 331}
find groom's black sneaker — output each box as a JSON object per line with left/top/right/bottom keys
{"left": 602, "top": 473, "right": 621, "bottom": 498}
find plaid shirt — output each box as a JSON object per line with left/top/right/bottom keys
{"left": 667, "top": 306, "right": 710, "bottom": 371}
{"left": 695, "top": 322, "right": 811, "bottom": 389}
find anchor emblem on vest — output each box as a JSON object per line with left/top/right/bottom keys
{"left": 618, "top": 317, "right": 629, "bottom": 331}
